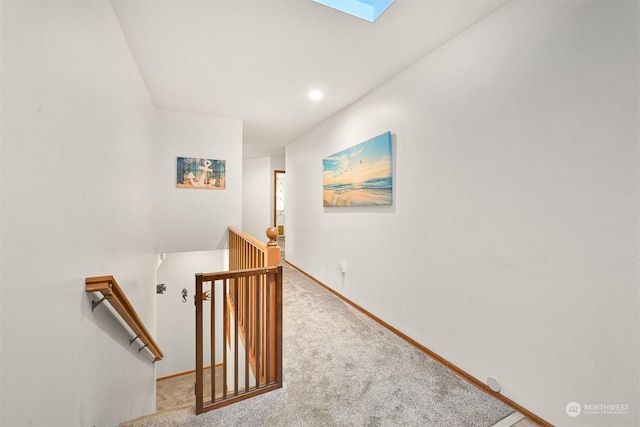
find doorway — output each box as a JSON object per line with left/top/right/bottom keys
{"left": 273, "top": 170, "right": 285, "bottom": 257}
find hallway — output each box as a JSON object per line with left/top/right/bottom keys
{"left": 124, "top": 263, "right": 520, "bottom": 426}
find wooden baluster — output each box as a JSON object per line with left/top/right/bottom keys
{"left": 211, "top": 279, "right": 219, "bottom": 403}
{"left": 244, "top": 275, "right": 250, "bottom": 393}
{"left": 233, "top": 277, "right": 239, "bottom": 396}
{"left": 275, "top": 265, "right": 283, "bottom": 387}
{"left": 222, "top": 279, "right": 228, "bottom": 400}
{"left": 195, "top": 274, "right": 204, "bottom": 414}
{"left": 255, "top": 272, "right": 262, "bottom": 388}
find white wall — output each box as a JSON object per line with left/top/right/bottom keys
{"left": 242, "top": 155, "right": 286, "bottom": 241}
{"left": 156, "top": 250, "right": 227, "bottom": 378}
{"left": 243, "top": 157, "right": 272, "bottom": 240}
{"left": 286, "top": 2, "right": 639, "bottom": 426}
{"left": 272, "top": 156, "right": 286, "bottom": 232}
{"left": 271, "top": 156, "right": 285, "bottom": 173}
{"left": 154, "top": 110, "right": 243, "bottom": 253}
{"left": 1, "top": 2, "right": 158, "bottom": 426}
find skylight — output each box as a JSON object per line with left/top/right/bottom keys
{"left": 313, "top": 0, "right": 394, "bottom": 22}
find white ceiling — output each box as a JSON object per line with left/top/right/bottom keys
{"left": 112, "top": 0, "right": 509, "bottom": 158}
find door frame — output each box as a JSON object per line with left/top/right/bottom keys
{"left": 273, "top": 170, "right": 285, "bottom": 229}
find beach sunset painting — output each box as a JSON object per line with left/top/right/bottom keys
{"left": 323, "top": 131, "right": 393, "bottom": 207}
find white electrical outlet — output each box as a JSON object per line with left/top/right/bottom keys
{"left": 487, "top": 376, "right": 501, "bottom": 392}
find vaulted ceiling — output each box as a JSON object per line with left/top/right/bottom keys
{"left": 112, "top": 0, "right": 508, "bottom": 158}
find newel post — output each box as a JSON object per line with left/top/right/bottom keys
{"left": 266, "top": 226, "right": 281, "bottom": 266}
{"left": 265, "top": 226, "right": 281, "bottom": 384}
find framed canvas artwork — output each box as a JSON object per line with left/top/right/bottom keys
{"left": 177, "top": 157, "right": 226, "bottom": 189}
{"left": 322, "top": 131, "right": 392, "bottom": 207}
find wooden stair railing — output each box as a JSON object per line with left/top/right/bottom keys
{"left": 195, "top": 227, "right": 282, "bottom": 414}
{"left": 229, "top": 226, "right": 281, "bottom": 383}
{"left": 228, "top": 226, "right": 281, "bottom": 270}
{"left": 85, "top": 275, "right": 164, "bottom": 362}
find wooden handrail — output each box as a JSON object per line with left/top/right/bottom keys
{"left": 85, "top": 275, "right": 163, "bottom": 362}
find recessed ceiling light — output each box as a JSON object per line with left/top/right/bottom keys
{"left": 309, "top": 89, "right": 323, "bottom": 101}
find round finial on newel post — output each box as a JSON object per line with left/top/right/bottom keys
{"left": 266, "top": 226, "right": 278, "bottom": 246}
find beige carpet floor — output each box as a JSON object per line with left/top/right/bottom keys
{"left": 156, "top": 367, "right": 223, "bottom": 412}
{"left": 122, "top": 263, "right": 515, "bottom": 426}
